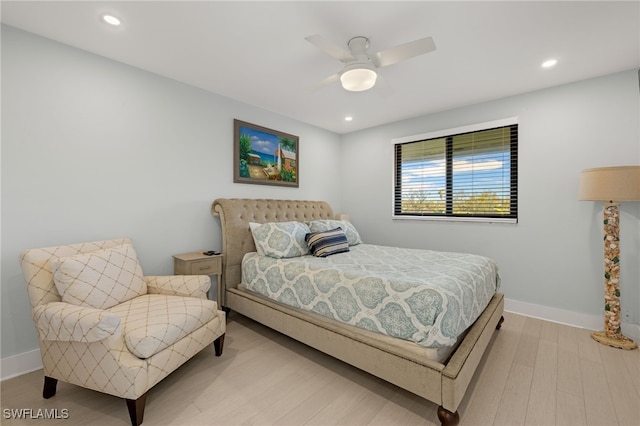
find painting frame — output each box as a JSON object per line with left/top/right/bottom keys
{"left": 233, "top": 119, "right": 299, "bottom": 188}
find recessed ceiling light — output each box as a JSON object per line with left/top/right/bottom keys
{"left": 345, "top": 116, "right": 353, "bottom": 122}
{"left": 541, "top": 59, "right": 557, "bottom": 69}
{"left": 101, "top": 14, "right": 121, "bottom": 27}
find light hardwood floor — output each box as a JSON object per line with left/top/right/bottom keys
{"left": 1, "top": 312, "right": 638, "bottom": 425}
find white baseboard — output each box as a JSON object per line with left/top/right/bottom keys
{"left": 504, "top": 297, "right": 640, "bottom": 341}
{"left": 1, "top": 348, "right": 42, "bottom": 381}
{"left": 2, "top": 299, "right": 638, "bottom": 380}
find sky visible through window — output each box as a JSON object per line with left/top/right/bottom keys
{"left": 401, "top": 151, "right": 510, "bottom": 201}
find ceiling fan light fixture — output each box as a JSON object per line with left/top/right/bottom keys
{"left": 340, "top": 64, "right": 377, "bottom": 92}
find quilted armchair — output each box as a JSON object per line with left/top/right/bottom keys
{"left": 20, "top": 238, "right": 226, "bottom": 426}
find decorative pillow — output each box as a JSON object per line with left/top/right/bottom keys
{"left": 307, "top": 220, "right": 363, "bottom": 246}
{"left": 52, "top": 244, "right": 147, "bottom": 310}
{"left": 250, "top": 221, "right": 311, "bottom": 258}
{"left": 248, "top": 222, "right": 265, "bottom": 255}
{"left": 305, "top": 228, "right": 350, "bottom": 257}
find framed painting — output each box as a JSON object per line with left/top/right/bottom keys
{"left": 233, "top": 119, "right": 299, "bottom": 187}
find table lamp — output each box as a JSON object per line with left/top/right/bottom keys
{"left": 579, "top": 165, "right": 640, "bottom": 350}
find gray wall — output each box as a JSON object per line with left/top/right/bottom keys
{"left": 339, "top": 69, "right": 640, "bottom": 326}
{"left": 1, "top": 26, "right": 341, "bottom": 359}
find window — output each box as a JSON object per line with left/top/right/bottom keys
{"left": 393, "top": 118, "right": 518, "bottom": 223}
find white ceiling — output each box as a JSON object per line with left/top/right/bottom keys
{"left": 2, "top": 1, "right": 639, "bottom": 134}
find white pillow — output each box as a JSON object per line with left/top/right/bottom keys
{"left": 249, "top": 222, "right": 264, "bottom": 255}
{"left": 52, "top": 244, "right": 147, "bottom": 310}
{"left": 249, "top": 221, "right": 311, "bottom": 258}
{"left": 307, "top": 220, "right": 363, "bottom": 246}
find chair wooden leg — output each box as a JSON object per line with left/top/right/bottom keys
{"left": 214, "top": 333, "right": 225, "bottom": 356}
{"left": 125, "top": 393, "right": 147, "bottom": 426}
{"left": 42, "top": 376, "right": 58, "bottom": 399}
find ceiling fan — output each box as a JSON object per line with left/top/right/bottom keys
{"left": 305, "top": 34, "right": 436, "bottom": 92}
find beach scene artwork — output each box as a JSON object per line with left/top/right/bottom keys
{"left": 234, "top": 120, "right": 299, "bottom": 187}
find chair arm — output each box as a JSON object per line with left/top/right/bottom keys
{"left": 145, "top": 275, "right": 210, "bottom": 299}
{"left": 33, "top": 302, "right": 122, "bottom": 343}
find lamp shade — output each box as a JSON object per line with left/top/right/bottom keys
{"left": 340, "top": 63, "right": 377, "bottom": 92}
{"left": 578, "top": 166, "right": 640, "bottom": 201}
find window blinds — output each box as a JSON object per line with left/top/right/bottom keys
{"left": 394, "top": 123, "right": 518, "bottom": 221}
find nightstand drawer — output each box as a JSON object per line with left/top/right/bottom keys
{"left": 172, "top": 251, "right": 224, "bottom": 302}
{"left": 189, "top": 257, "right": 222, "bottom": 275}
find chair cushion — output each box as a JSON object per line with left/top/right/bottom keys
{"left": 52, "top": 244, "right": 147, "bottom": 310}
{"left": 108, "top": 294, "right": 219, "bottom": 359}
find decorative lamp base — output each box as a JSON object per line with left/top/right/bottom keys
{"left": 591, "top": 331, "right": 638, "bottom": 350}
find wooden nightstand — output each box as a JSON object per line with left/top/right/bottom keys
{"left": 172, "top": 251, "right": 223, "bottom": 302}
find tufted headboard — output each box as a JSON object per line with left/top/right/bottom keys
{"left": 211, "top": 198, "right": 335, "bottom": 306}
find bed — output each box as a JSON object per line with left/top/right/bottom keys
{"left": 211, "top": 198, "right": 504, "bottom": 426}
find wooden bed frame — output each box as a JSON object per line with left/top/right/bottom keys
{"left": 211, "top": 198, "right": 504, "bottom": 426}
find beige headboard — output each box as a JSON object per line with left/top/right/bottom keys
{"left": 211, "top": 198, "right": 335, "bottom": 306}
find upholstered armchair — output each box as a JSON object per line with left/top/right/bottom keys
{"left": 19, "top": 238, "right": 226, "bottom": 426}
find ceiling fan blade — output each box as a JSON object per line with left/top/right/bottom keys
{"left": 309, "top": 73, "right": 340, "bottom": 93}
{"left": 372, "top": 36, "right": 436, "bottom": 68}
{"left": 305, "top": 34, "right": 354, "bottom": 63}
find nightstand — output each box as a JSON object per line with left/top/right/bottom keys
{"left": 172, "top": 251, "right": 223, "bottom": 302}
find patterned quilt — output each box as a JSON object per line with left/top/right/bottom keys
{"left": 241, "top": 244, "right": 500, "bottom": 348}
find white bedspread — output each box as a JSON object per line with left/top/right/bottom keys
{"left": 241, "top": 244, "right": 500, "bottom": 348}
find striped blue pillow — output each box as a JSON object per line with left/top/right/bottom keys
{"left": 305, "top": 228, "right": 350, "bottom": 257}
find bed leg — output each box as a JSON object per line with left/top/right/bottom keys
{"left": 496, "top": 315, "right": 505, "bottom": 330}
{"left": 437, "top": 406, "right": 460, "bottom": 426}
